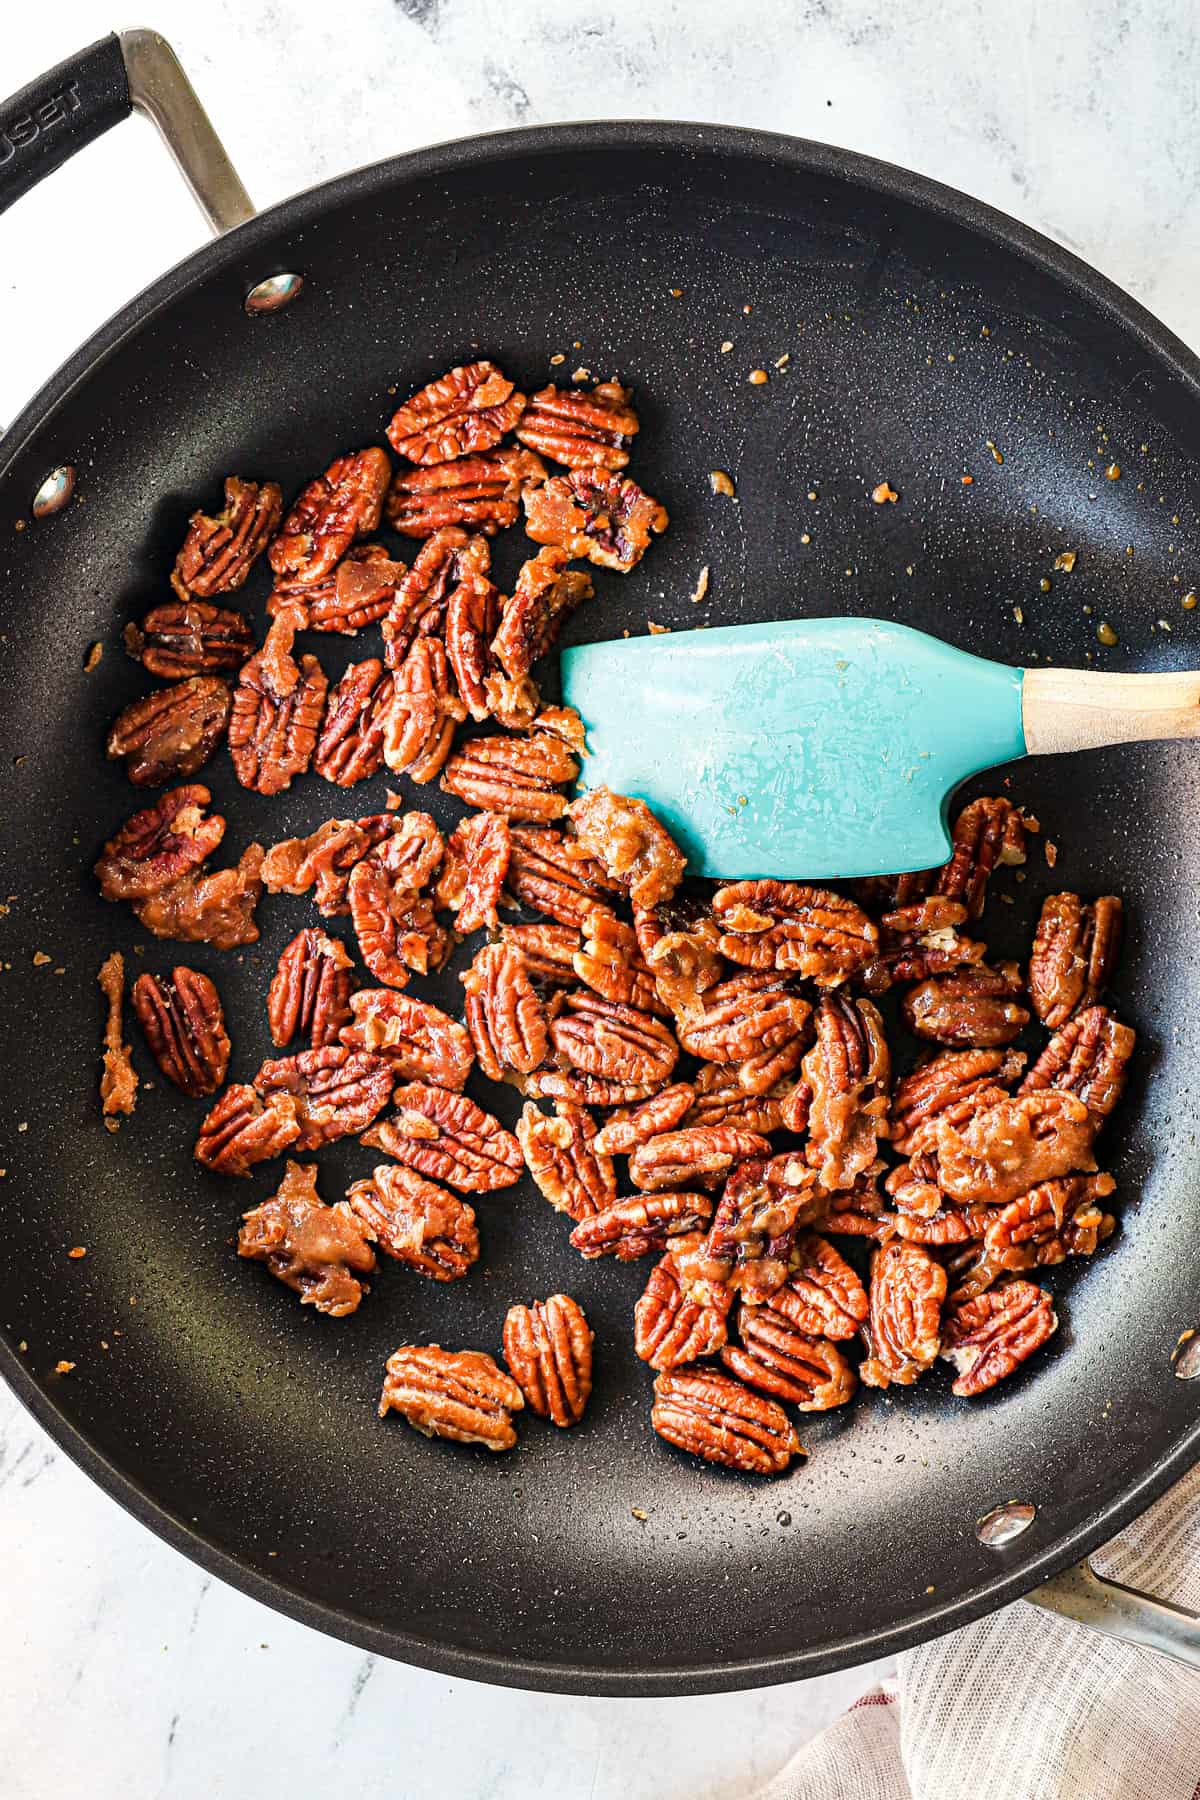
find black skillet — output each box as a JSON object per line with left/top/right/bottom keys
{"left": 1, "top": 32, "right": 1198, "bottom": 1695}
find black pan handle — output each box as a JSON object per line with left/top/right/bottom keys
{"left": 0, "top": 30, "right": 254, "bottom": 233}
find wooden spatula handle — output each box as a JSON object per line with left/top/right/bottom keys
{"left": 1022, "top": 666, "right": 1200, "bottom": 754}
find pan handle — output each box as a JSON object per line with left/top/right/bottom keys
{"left": 1028, "top": 1558, "right": 1200, "bottom": 1669}
{"left": 0, "top": 30, "right": 253, "bottom": 234}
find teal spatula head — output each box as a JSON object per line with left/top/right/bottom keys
{"left": 560, "top": 617, "right": 1027, "bottom": 880}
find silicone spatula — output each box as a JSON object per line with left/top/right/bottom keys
{"left": 559, "top": 617, "right": 1200, "bottom": 879}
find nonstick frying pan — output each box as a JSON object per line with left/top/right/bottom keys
{"left": 2, "top": 31, "right": 1199, "bottom": 1695}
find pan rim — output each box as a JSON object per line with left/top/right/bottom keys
{"left": 2, "top": 117, "right": 1198, "bottom": 1695}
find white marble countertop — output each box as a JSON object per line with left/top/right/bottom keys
{"left": 3, "top": 2, "right": 1199, "bottom": 1794}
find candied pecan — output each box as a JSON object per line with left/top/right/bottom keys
{"left": 462, "top": 941, "right": 549, "bottom": 1079}
{"left": 937, "top": 1091, "right": 1097, "bottom": 1206}
{"left": 255, "top": 1046, "right": 393, "bottom": 1149}
{"left": 271, "top": 543, "right": 404, "bottom": 634}
{"left": 1020, "top": 1004, "right": 1135, "bottom": 1120}
{"left": 95, "top": 784, "right": 224, "bottom": 902}
{"left": 567, "top": 788, "right": 685, "bottom": 908}
{"left": 444, "top": 574, "right": 503, "bottom": 720}
{"left": 483, "top": 670, "right": 542, "bottom": 729}
{"left": 348, "top": 826, "right": 452, "bottom": 988}
{"left": 268, "top": 446, "right": 391, "bottom": 585}
{"left": 134, "top": 844, "right": 264, "bottom": 949}
{"left": 106, "top": 676, "right": 231, "bottom": 787}
{"left": 195, "top": 1083, "right": 301, "bottom": 1176}
{"left": 228, "top": 617, "right": 327, "bottom": 795}
{"left": 124, "top": 601, "right": 255, "bottom": 678}
{"left": 820, "top": 1174, "right": 895, "bottom": 1238}
{"left": 859, "top": 895, "right": 987, "bottom": 995}
{"left": 889, "top": 1048, "right": 1028, "bottom": 1156}
{"left": 515, "top": 379, "right": 639, "bottom": 471}
{"left": 364, "top": 1082, "right": 523, "bottom": 1192}
{"left": 935, "top": 795, "right": 1027, "bottom": 918}
{"left": 593, "top": 1083, "right": 696, "bottom": 1155}
{"left": 723, "top": 1314, "right": 855, "bottom": 1411}
{"left": 492, "top": 547, "right": 595, "bottom": 681}
{"left": 382, "top": 638, "right": 467, "bottom": 782}
{"left": 651, "top": 1366, "right": 800, "bottom": 1475}
{"left": 238, "top": 1161, "right": 374, "bottom": 1315}
{"left": 525, "top": 469, "right": 668, "bottom": 573}
{"left": 437, "top": 812, "right": 510, "bottom": 934}
{"left": 884, "top": 1153, "right": 945, "bottom": 1220}
{"left": 635, "top": 1240, "right": 733, "bottom": 1370}
{"left": 985, "top": 1172, "right": 1117, "bottom": 1272}
{"left": 505, "top": 825, "right": 620, "bottom": 926}
{"left": 686, "top": 1063, "right": 791, "bottom": 1133}
{"left": 172, "top": 476, "right": 282, "bottom": 599}
{"left": 97, "top": 952, "right": 137, "bottom": 1123}
{"left": 515, "top": 1099, "right": 617, "bottom": 1220}
{"left": 502, "top": 1294, "right": 593, "bottom": 1427}
{"left": 941, "top": 1280, "right": 1057, "bottom": 1396}
{"left": 903, "top": 962, "right": 1029, "bottom": 1047}
{"left": 550, "top": 991, "right": 679, "bottom": 1086}
{"left": 698, "top": 1154, "right": 821, "bottom": 1297}
{"left": 380, "top": 528, "right": 489, "bottom": 665}
{"left": 346, "top": 1164, "right": 478, "bottom": 1280}
{"left": 340, "top": 989, "right": 473, "bottom": 1090}
{"left": 893, "top": 1203, "right": 998, "bottom": 1246}
{"left": 262, "top": 815, "right": 387, "bottom": 915}
{"left": 571, "top": 908, "right": 665, "bottom": 1015}
{"left": 779, "top": 1078, "right": 812, "bottom": 1134}
{"left": 859, "top": 1240, "right": 947, "bottom": 1388}
{"left": 712, "top": 881, "right": 878, "bottom": 985}
{"left": 570, "top": 1191, "right": 713, "bottom": 1261}
{"left": 676, "top": 971, "right": 809, "bottom": 1068}
{"left": 517, "top": 1068, "right": 659, "bottom": 1107}
{"left": 387, "top": 360, "right": 526, "bottom": 463}
{"left": 943, "top": 1243, "right": 1004, "bottom": 1309}
{"left": 267, "top": 929, "right": 354, "bottom": 1050}
{"left": 132, "top": 965, "right": 229, "bottom": 1096}
{"left": 803, "top": 995, "right": 890, "bottom": 1191}
{"left": 769, "top": 1233, "right": 869, "bottom": 1339}
{"left": 636, "top": 905, "right": 725, "bottom": 1027}
{"left": 1029, "top": 893, "right": 1124, "bottom": 1027}
{"left": 498, "top": 920, "right": 581, "bottom": 982}
{"left": 379, "top": 1344, "right": 523, "bottom": 1450}
{"left": 313, "top": 659, "right": 394, "bottom": 786}
{"left": 440, "top": 725, "right": 579, "bottom": 821}
{"left": 386, "top": 447, "right": 546, "bottom": 537}
{"left": 631, "top": 1125, "right": 771, "bottom": 1192}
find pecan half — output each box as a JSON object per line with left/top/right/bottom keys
{"left": 348, "top": 822, "right": 452, "bottom": 988}
{"left": 381, "top": 528, "right": 489, "bottom": 665}
{"left": 676, "top": 971, "right": 810, "bottom": 1068}
{"left": 769, "top": 1233, "right": 869, "bottom": 1339}
{"left": 569, "top": 1190, "right": 713, "bottom": 1260}
{"left": 95, "top": 784, "right": 225, "bottom": 902}
{"left": 379, "top": 1344, "right": 523, "bottom": 1450}
{"left": 550, "top": 991, "right": 679, "bottom": 1086}
{"left": 565, "top": 908, "right": 660, "bottom": 1015}
{"left": 462, "top": 941, "right": 549, "bottom": 1078}
{"left": 346, "top": 1164, "right": 478, "bottom": 1280}
{"left": 859, "top": 1239, "right": 947, "bottom": 1388}
{"left": 172, "top": 476, "right": 282, "bottom": 599}
{"left": 858, "top": 896, "right": 987, "bottom": 995}
{"left": 441, "top": 724, "right": 579, "bottom": 821}
{"left": 268, "top": 446, "right": 391, "bottom": 586}
{"left": 492, "top": 547, "right": 594, "bottom": 680}
{"left": 903, "top": 962, "right": 1030, "bottom": 1047}
{"left": 194, "top": 1083, "right": 301, "bottom": 1176}
{"left": 134, "top": 844, "right": 264, "bottom": 949}
{"left": 1020, "top": 1004, "right": 1135, "bottom": 1120}
{"left": 497, "top": 921, "right": 581, "bottom": 981}
{"left": 635, "top": 1239, "right": 733, "bottom": 1370}
{"left": 699, "top": 1154, "right": 821, "bottom": 1298}
{"left": 515, "top": 1099, "right": 615, "bottom": 1220}
{"left": 132, "top": 965, "right": 229, "bottom": 1096}
{"left": 592, "top": 1083, "right": 696, "bottom": 1155}
{"left": 524, "top": 469, "right": 668, "bottom": 573}
{"left": 984, "top": 1172, "right": 1117, "bottom": 1271}
{"left": 935, "top": 795, "right": 1027, "bottom": 918}
{"left": 803, "top": 995, "right": 891, "bottom": 1191}
{"left": 228, "top": 616, "right": 328, "bottom": 795}
{"left": 267, "top": 929, "right": 354, "bottom": 1049}
{"left": 386, "top": 448, "right": 546, "bottom": 537}
{"left": 444, "top": 574, "right": 503, "bottom": 720}
{"left": 941, "top": 1280, "right": 1057, "bottom": 1396}
{"left": 254, "top": 1046, "right": 394, "bottom": 1149}
{"left": 515, "top": 380, "right": 638, "bottom": 471}
{"left": 313, "top": 658, "right": 394, "bottom": 786}
{"left": 936, "top": 1091, "right": 1097, "bottom": 1206}
{"left": 340, "top": 989, "right": 474, "bottom": 1090}
{"left": 893, "top": 1202, "right": 997, "bottom": 1246}
{"left": 106, "top": 676, "right": 231, "bottom": 786}
{"left": 502, "top": 1294, "right": 593, "bottom": 1427}
{"left": 722, "top": 1314, "right": 855, "bottom": 1412}
{"left": 517, "top": 1068, "right": 659, "bottom": 1107}
{"left": 364, "top": 1082, "right": 523, "bottom": 1192}
{"left": 685, "top": 1063, "right": 791, "bottom": 1133}
{"left": 712, "top": 881, "right": 878, "bottom": 985}
{"left": 1029, "top": 893, "right": 1124, "bottom": 1027}
{"left": 387, "top": 361, "right": 526, "bottom": 463}
{"left": 262, "top": 814, "right": 393, "bottom": 915}
{"left": 437, "top": 812, "right": 510, "bottom": 933}
{"left": 650, "top": 1366, "right": 801, "bottom": 1475}
{"left": 124, "top": 601, "right": 255, "bottom": 678}
{"left": 271, "top": 543, "right": 404, "bottom": 634}
{"left": 889, "top": 1048, "right": 1027, "bottom": 1156}
{"left": 820, "top": 1174, "right": 893, "bottom": 1238}
{"left": 630, "top": 1125, "right": 771, "bottom": 1192}
{"left": 567, "top": 788, "right": 685, "bottom": 908}
{"left": 97, "top": 952, "right": 137, "bottom": 1124}
{"left": 504, "top": 825, "right": 620, "bottom": 926}
{"left": 382, "top": 637, "right": 468, "bottom": 782}
{"left": 238, "top": 1161, "right": 374, "bottom": 1315}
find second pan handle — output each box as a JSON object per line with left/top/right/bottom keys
{"left": 1028, "top": 1557, "right": 1200, "bottom": 1669}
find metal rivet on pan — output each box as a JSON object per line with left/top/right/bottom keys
{"left": 31, "top": 465, "right": 76, "bottom": 517}
{"left": 244, "top": 272, "right": 304, "bottom": 316}
{"left": 976, "top": 1502, "right": 1037, "bottom": 1548}
{"left": 1174, "top": 1333, "right": 1200, "bottom": 1379}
